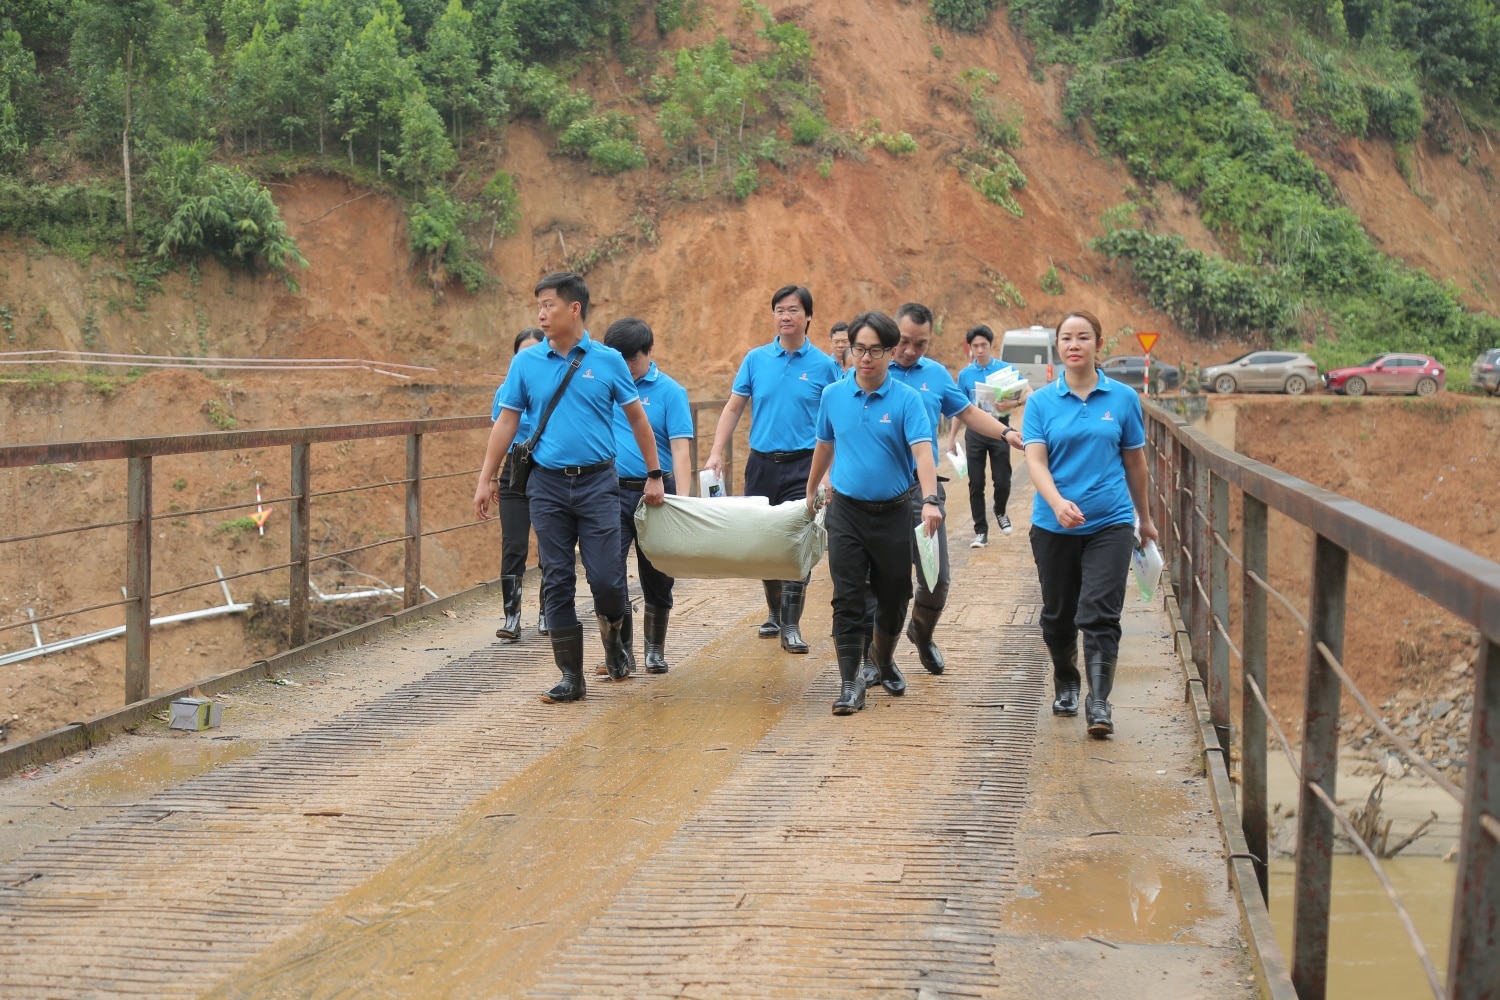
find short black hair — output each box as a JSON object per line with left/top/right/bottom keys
{"left": 829, "top": 321, "right": 849, "bottom": 335}
{"left": 513, "top": 327, "right": 543, "bottom": 354}
{"left": 848, "top": 310, "right": 900, "bottom": 349}
{"left": 894, "top": 302, "right": 934, "bottom": 328}
{"left": 965, "top": 324, "right": 994, "bottom": 345}
{"left": 603, "top": 317, "right": 654, "bottom": 359}
{"left": 771, "top": 284, "right": 813, "bottom": 316}
{"left": 534, "top": 271, "right": 590, "bottom": 320}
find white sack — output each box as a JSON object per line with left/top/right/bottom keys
{"left": 635, "top": 495, "right": 826, "bottom": 580}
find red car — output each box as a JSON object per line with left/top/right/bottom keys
{"left": 1322, "top": 353, "right": 1446, "bottom": 397}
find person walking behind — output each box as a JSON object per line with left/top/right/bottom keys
{"left": 603, "top": 317, "right": 693, "bottom": 675}
{"left": 804, "top": 311, "right": 941, "bottom": 715}
{"left": 493, "top": 328, "right": 545, "bottom": 642}
{"left": 1022, "top": 309, "right": 1157, "bottom": 737}
{"left": 889, "top": 303, "right": 1021, "bottom": 676}
{"left": 829, "top": 321, "right": 851, "bottom": 370}
{"left": 705, "top": 284, "right": 841, "bottom": 654}
{"left": 947, "top": 324, "right": 1028, "bottom": 547}
{"left": 473, "top": 272, "right": 666, "bottom": 704}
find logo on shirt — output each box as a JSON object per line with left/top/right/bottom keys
{"left": 1102, "top": 410, "right": 1114, "bottom": 422}
{"left": 798, "top": 372, "right": 809, "bottom": 381}
{"left": 583, "top": 368, "right": 595, "bottom": 379}
{"left": 879, "top": 412, "right": 892, "bottom": 424}
{"left": 920, "top": 382, "right": 930, "bottom": 391}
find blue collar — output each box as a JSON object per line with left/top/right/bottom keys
{"left": 890, "top": 355, "right": 935, "bottom": 374}
{"left": 853, "top": 374, "right": 891, "bottom": 398}
{"left": 635, "top": 361, "right": 661, "bottom": 386}
{"left": 1054, "top": 371, "right": 1117, "bottom": 398}
{"left": 772, "top": 335, "right": 811, "bottom": 358}
{"left": 547, "top": 331, "right": 594, "bottom": 359}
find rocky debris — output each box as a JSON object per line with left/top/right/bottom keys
{"left": 1339, "top": 637, "right": 1478, "bottom": 785}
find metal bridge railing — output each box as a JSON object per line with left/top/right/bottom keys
{"left": 1, "top": 399, "right": 732, "bottom": 711}
{"left": 1144, "top": 401, "right": 1499, "bottom": 1000}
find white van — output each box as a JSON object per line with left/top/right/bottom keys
{"left": 1000, "top": 326, "right": 1061, "bottom": 388}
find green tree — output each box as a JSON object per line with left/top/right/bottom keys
{"left": 420, "top": 0, "right": 483, "bottom": 150}
{"left": 0, "top": 28, "right": 37, "bottom": 170}
{"left": 392, "top": 88, "right": 456, "bottom": 189}
{"left": 330, "top": 6, "right": 419, "bottom": 172}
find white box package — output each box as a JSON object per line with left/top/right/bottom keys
{"left": 635, "top": 495, "right": 827, "bottom": 580}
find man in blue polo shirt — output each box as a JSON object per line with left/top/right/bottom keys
{"left": 473, "top": 272, "right": 666, "bottom": 705}
{"left": 948, "top": 324, "right": 1030, "bottom": 547}
{"left": 889, "top": 303, "right": 1023, "bottom": 676}
{"left": 604, "top": 317, "right": 693, "bottom": 675}
{"left": 705, "top": 284, "right": 841, "bottom": 655}
{"left": 491, "top": 328, "right": 545, "bottom": 642}
{"left": 806, "top": 311, "right": 941, "bottom": 716}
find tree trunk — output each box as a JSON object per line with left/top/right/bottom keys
{"left": 319, "top": 112, "right": 325, "bottom": 154}
{"left": 123, "top": 40, "right": 134, "bottom": 239}
{"left": 348, "top": 135, "right": 354, "bottom": 167}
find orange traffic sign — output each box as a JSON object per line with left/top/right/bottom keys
{"left": 1136, "top": 331, "right": 1160, "bottom": 355}
{"left": 250, "top": 509, "right": 272, "bottom": 529}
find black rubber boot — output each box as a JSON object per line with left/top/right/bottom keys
{"left": 644, "top": 604, "right": 670, "bottom": 674}
{"left": 758, "top": 580, "right": 783, "bottom": 637}
{"left": 537, "top": 608, "right": 550, "bottom": 636}
{"left": 596, "top": 611, "right": 639, "bottom": 676}
{"left": 496, "top": 575, "right": 522, "bottom": 641}
{"left": 870, "top": 627, "right": 906, "bottom": 697}
{"left": 596, "top": 613, "right": 634, "bottom": 681}
{"left": 1085, "top": 650, "right": 1116, "bottom": 737}
{"left": 540, "top": 625, "right": 586, "bottom": 703}
{"left": 1048, "top": 640, "right": 1081, "bottom": 716}
{"left": 857, "top": 622, "right": 877, "bottom": 688}
{"left": 906, "top": 603, "right": 946, "bottom": 675}
{"left": 832, "top": 636, "right": 867, "bottom": 715}
{"left": 779, "top": 581, "right": 809, "bottom": 654}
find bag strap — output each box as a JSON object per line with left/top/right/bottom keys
{"left": 523, "top": 354, "right": 583, "bottom": 452}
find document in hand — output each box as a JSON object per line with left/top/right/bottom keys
{"left": 635, "top": 495, "right": 827, "bottom": 580}
{"left": 914, "top": 524, "right": 940, "bottom": 592}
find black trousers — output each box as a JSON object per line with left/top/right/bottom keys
{"left": 827, "top": 492, "right": 913, "bottom": 639}
{"left": 909, "top": 481, "right": 949, "bottom": 610}
{"left": 498, "top": 452, "right": 532, "bottom": 583}
{"left": 1029, "top": 523, "right": 1135, "bottom": 663}
{"left": 618, "top": 477, "right": 676, "bottom": 608}
{"left": 745, "top": 449, "right": 814, "bottom": 584}
{"left": 528, "top": 466, "right": 628, "bottom": 629}
{"left": 966, "top": 430, "right": 1012, "bottom": 533}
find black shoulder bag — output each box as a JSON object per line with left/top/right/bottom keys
{"left": 508, "top": 356, "right": 582, "bottom": 495}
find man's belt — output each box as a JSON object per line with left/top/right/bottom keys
{"left": 751, "top": 448, "right": 814, "bottom": 463}
{"left": 838, "top": 487, "right": 915, "bottom": 513}
{"left": 537, "top": 460, "right": 614, "bottom": 477}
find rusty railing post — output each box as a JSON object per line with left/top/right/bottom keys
{"left": 289, "top": 442, "right": 310, "bottom": 647}
{"left": 1241, "top": 493, "right": 1270, "bottom": 901}
{"left": 1448, "top": 633, "right": 1499, "bottom": 999}
{"left": 1191, "top": 452, "right": 1211, "bottom": 680}
{"left": 404, "top": 433, "right": 422, "bottom": 608}
{"left": 1291, "top": 534, "right": 1349, "bottom": 1000}
{"left": 1174, "top": 440, "right": 1192, "bottom": 623}
{"left": 1208, "top": 470, "right": 1231, "bottom": 751}
{"left": 124, "top": 454, "right": 152, "bottom": 705}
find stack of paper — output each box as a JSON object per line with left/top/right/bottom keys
{"left": 984, "top": 366, "right": 1030, "bottom": 399}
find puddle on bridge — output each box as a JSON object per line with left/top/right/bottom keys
{"left": 1001, "top": 843, "right": 1225, "bottom": 945}
{"left": 47, "top": 735, "right": 263, "bottom": 803}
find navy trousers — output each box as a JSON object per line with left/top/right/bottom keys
{"left": 618, "top": 476, "right": 676, "bottom": 609}
{"left": 527, "top": 465, "right": 628, "bottom": 629}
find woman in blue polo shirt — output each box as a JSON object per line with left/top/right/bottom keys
{"left": 1022, "top": 310, "right": 1158, "bottom": 737}
{"left": 493, "top": 328, "right": 544, "bottom": 642}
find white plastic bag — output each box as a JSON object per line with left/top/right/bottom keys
{"left": 914, "top": 524, "right": 940, "bottom": 592}
{"left": 1132, "top": 539, "right": 1164, "bottom": 603}
{"left": 946, "top": 447, "right": 968, "bottom": 479}
{"left": 635, "top": 495, "right": 826, "bottom": 580}
{"left": 697, "top": 468, "right": 725, "bottom": 498}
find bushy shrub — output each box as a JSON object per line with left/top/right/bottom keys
{"left": 931, "top": 0, "right": 999, "bottom": 33}
{"left": 789, "top": 107, "right": 828, "bottom": 145}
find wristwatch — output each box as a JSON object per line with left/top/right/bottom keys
{"left": 647, "top": 469, "right": 665, "bottom": 480}
{"left": 922, "top": 494, "right": 940, "bottom": 506}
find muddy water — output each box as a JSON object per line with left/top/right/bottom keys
{"left": 46, "top": 735, "right": 263, "bottom": 803}
{"left": 1268, "top": 856, "right": 1457, "bottom": 997}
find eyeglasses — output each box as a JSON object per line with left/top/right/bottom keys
{"left": 773, "top": 307, "right": 805, "bottom": 318}
{"left": 849, "top": 344, "right": 888, "bottom": 358}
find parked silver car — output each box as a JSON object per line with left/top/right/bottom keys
{"left": 1471, "top": 348, "right": 1500, "bottom": 396}
{"left": 1204, "top": 351, "right": 1320, "bottom": 395}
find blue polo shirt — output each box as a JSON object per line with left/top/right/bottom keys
{"left": 731, "top": 336, "right": 842, "bottom": 452}
{"left": 956, "top": 358, "right": 1013, "bottom": 406}
{"left": 496, "top": 332, "right": 639, "bottom": 469}
{"left": 491, "top": 385, "right": 534, "bottom": 446}
{"left": 887, "top": 356, "right": 972, "bottom": 462}
{"left": 612, "top": 362, "right": 693, "bottom": 479}
{"left": 1022, "top": 374, "right": 1145, "bottom": 535}
{"left": 816, "top": 375, "right": 930, "bottom": 502}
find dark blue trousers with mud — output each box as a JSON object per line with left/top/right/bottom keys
{"left": 526, "top": 465, "right": 628, "bottom": 629}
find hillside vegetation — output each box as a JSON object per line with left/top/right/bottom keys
{"left": 0, "top": 0, "right": 1497, "bottom": 369}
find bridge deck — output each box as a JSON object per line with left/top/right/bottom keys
{"left": 1, "top": 490, "right": 1256, "bottom": 998}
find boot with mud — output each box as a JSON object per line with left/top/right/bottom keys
{"left": 870, "top": 626, "right": 906, "bottom": 697}
{"left": 1084, "top": 650, "right": 1116, "bottom": 737}
{"left": 832, "top": 635, "right": 867, "bottom": 715}
{"left": 596, "top": 613, "right": 634, "bottom": 681}
{"left": 643, "top": 604, "right": 670, "bottom": 674}
{"left": 595, "top": 610, "right": 639, "bottom": 677}
{"left": 1048, "top": 640, "right": 1081, "bottom": 716}
{"left": 906, "top": 603, "right": 946, "bottom": 675}
{"left": 495, "top": 575, "right": 523, "bottom": 641}
{"left": 540, "top": 625, "right": 586, "bottom": 704}
{"left": 857, "top": 622, "right": 877, "bottom": 688}
{"left": 779, "top": 581, "right": 810, "bottom": 654}
{"left": 758, "top": 580, "right": 783, "bottom": 637}
{"left": 536, "top": 608, "right": 550, "bottom": 636}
